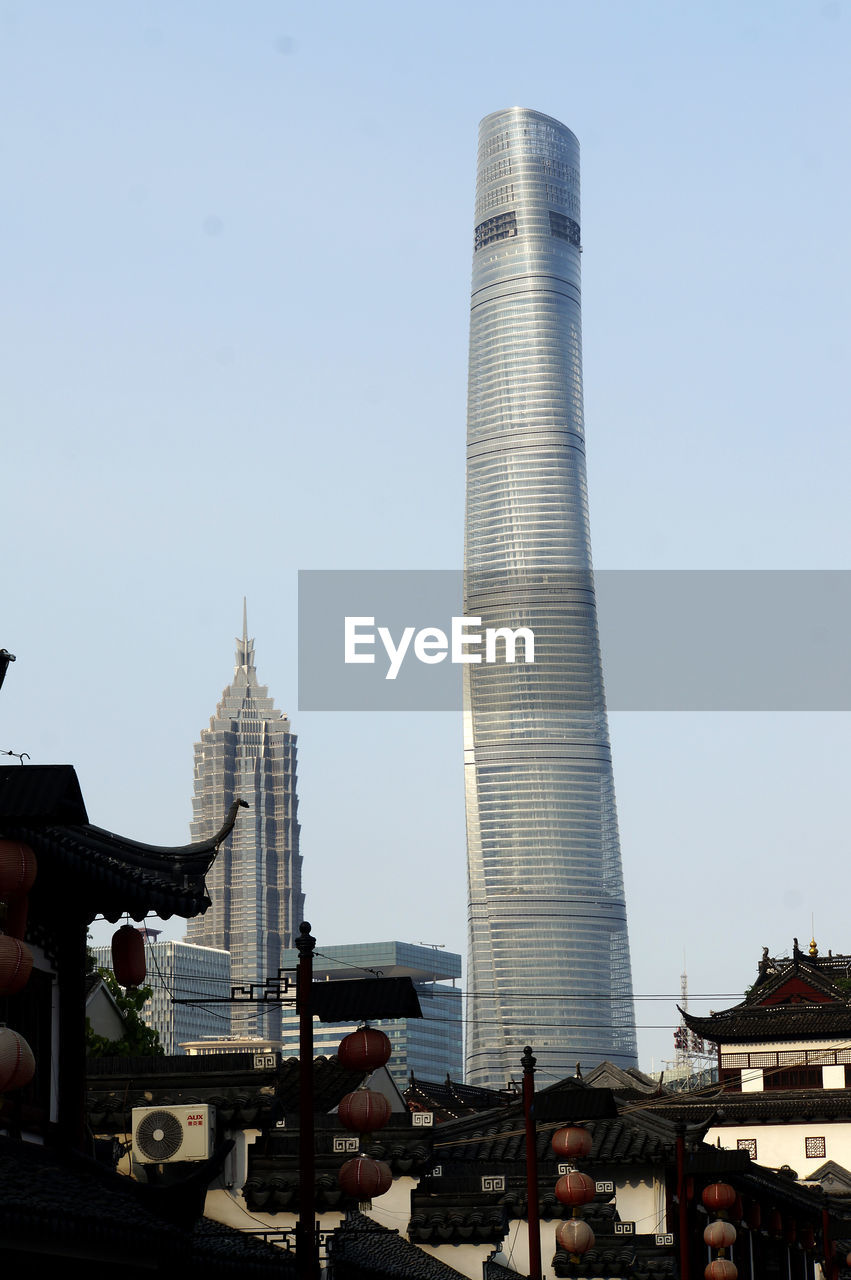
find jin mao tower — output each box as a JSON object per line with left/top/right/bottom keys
{"left": 463, "top": 108, "right": 636, "bottom": 1087}
{"left": 186, "top": 605, "right": 302, "bottom": 1038}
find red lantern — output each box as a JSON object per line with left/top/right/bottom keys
{"left": 846, "top": 1251, "right": 851, "bottom": 1268}
{"left": 111, "top": 924, "right": 146, "bottom": 987}
{"left": 801, "top": 1225, "right": 815, "bottom": 1251}
{"left": 551, "top": 1125, "right": 593, "bottom": 1160}
{"left": 2, "top": 892, "right": 28, "bottom": 940}
{"left": 338, "top": 1088, "right": 392, "bottom": 1133}
{"left": 704, "top": 1220, "right": 737, "bottom": 1249}
{"left": 769, "top": 1208, "right": 783, "bottom": 1236}
{"left": 702, "top": 1182, "right": 736, "bottom": 1213}
{"left": 556, "top": 1218, "right": 595, "bottom": 1255}
{"left": 555, "top": 1170, "right": 596, "bottom": 1207}
{"left": 337, "top": 1027, "right": 392, "bottom": 1073}
{"left": 0, "top": 935, "right": 33, "bottom": 995}
{"left": 704, "top": 1262, "right": 737, "bottom": 1280}
{"left": 0, "top": 1027, "right": 36, "bottom": 1092}
{"left": 0, "top": 841, "right": 37, "bottom": 897}
{"left": 338, "top": 1155, "right": 392, "bottom": 1199}
{"left": 746, "top": 1203, "right": 761, "bottom": 1232}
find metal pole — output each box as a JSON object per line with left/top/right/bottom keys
{"left": 521, "top": 1046, "right": 542, "bottom": 1280}
{"left": 296, "top": 921, "right": 317, "bottom": 1280}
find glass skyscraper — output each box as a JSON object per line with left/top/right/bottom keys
{"left": 186, "top": 604, "right": 303, "bottom": 1040}
{"left": 463, "top": 108, "right": 637, "bottom": 1087}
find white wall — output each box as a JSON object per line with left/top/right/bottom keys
{"left": 707, "top": 1120, "right": 851, "bottom": 1177}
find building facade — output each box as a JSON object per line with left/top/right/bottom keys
{"left": 186, "top": 605, "right": 303, "bottom": 1039}
{"left": 278, "top": 941, "right": 463, "bottom": 1088}
{"left": 677, "top": 939, "right": 851, "bottom": 1185}
{"left": 92, "top": 934, "right": 232, "bottom": 1054}
{"left": 463, "top": 108, "right": 636, "bottom": 1087}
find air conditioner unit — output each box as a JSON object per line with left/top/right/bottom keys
{"left": 132, "top": 1104, "right": 215, "bottom": 1164}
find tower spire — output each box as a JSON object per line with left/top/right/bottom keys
{"left": 235, "top": 598, "right": 255, "bottom": 674}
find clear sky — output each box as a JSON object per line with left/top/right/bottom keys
{"left": 2, "top": 1, "right": 849, "bottom": 1076}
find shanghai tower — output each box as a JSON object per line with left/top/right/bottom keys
{"left": 463, "top": 108, "right": 637, "bottom": 1087}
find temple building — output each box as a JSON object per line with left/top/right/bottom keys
{"left": 675, "top": 939, "right": 851, "bottom": 1187}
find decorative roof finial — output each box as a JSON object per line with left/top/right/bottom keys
{"left": 809, "top": 937, "right": 819, "bottom": 957}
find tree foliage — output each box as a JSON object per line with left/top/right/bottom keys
{"left": 85, "top": 967, "right": 164, "bottom": 1058}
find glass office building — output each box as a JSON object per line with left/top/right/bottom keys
{"left": 186, "top": 604, "right": 303, "bottom": 1041}
{"left": 463, "top": 108, "right": 637, "bottom": 1087}
{"left": 278, "top": 941, "right": 463, "bottom": 1089}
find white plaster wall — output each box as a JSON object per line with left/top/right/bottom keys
{"left": 362, "top": 1173, "right": 415, "bottom": 1234}
{"left": 741, "top": 1068, "right": 764, "bottom": 1092}
{"left": 707, "top": 1120, "right": 851, "bottom": 1176}
{"left": 205, "top": 1187, "right": 345, "bottom": 1272}
{"left": 613, "top": 1173, "right": 664, "bottom": 1235}
{"left": 727, "top": 1039, "right": 851, "bottom": 1057}
{"left": 416, "top": 1240, "right": 496, "bottom": 1280}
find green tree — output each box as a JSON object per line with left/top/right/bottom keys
{"left": 85, "top": 967, "right": 164, "bottom": 1058}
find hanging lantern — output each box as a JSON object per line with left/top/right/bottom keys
{"left": 1, "top": 892, "right": 28, "bottom": 940}
{"left": 0, "top": 1027, "right": 36, "bottom": 1092}
{"left": 704, "top": 1220, "right": 737, "bottom": 1249}
{"left": 556, "top": 1218, "right": 595, "bottom": 1255}
{"left": 704, "top": 1261, "right": 738, "bottom": 1280}
{"left": 801, "top": 1224, "right": 815, "bottom": 1251}
{"left": 0, "top": 935, "right": 33, "bottom": 995}
{"left": 338, "top": 1155, "right": 393, "bottom": 1199}
{"left": 338, "top": 1088, "right": 392, "bottom": 1133}
{"left": 768, "top": 1208, "right": 783, "bottom": 1236}
{"left": 0, "top": 841, "right": 37, "bottom": 897}
{"left": 337, "top": 1027, "right": 392, "bottom": 1073}
{"left": 702, "top": 1182, "right": 737, "bottom": 1213}
{"left": 846, "top": 1251, "right": 851, "bottom": 1267}
{"left": 551, "top": 1125, "right": 593, "bottom": 1160}
{"left": 111, "top": 924, "right": 146, "bottom": 987}
{"left": 746, "top": 1202, "right": 761, "bottom": 1232}
{"left": 555, "top": 1170, "right": 596, "bottom": 1208}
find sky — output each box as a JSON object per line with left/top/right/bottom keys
{"left": 2, "top": 0, "right": 850, "bottom": 1075}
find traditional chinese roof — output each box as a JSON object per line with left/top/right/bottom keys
{"left": 405, "top": 1074, "right": 517, "bottom": 1122}
{"left": 552, "top": 1235, "right": 676, "bottom": 1280}
{"left": 329, "top": 1210, "right": 468, "bottom": 1280}
{"left": 581, "top": 1062, "right": 661, "bottom": 1095}
{"left": 0, "top": 1134, "right": 291, "bottom": 1275}
{"left": 0, "top": 763, "right": 246, "bottom": 922}
{"left": 244, "top": 1117, "right": 433, "bottom": 1212}
{"left": 681, "top": 1002, "right": 851, "bottom": 1042}
{"left": 426, "top": 1078, "right": 684, "bottom": 1171}
{"left": 639, "top": 1086, "right": 851, "bottom": 1128}
{"left": 87, "top": 1052, "right": 369, "bottom": 1132}
{"left": 680, "top": 941, "right": 851, "bottom": 1044}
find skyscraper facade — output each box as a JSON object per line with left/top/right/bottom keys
{"left": 463, "top": 108, "right": 637, "bottom": 1087}
{"left": 186, "top": 606, "right": 303, "bottom": 1039}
